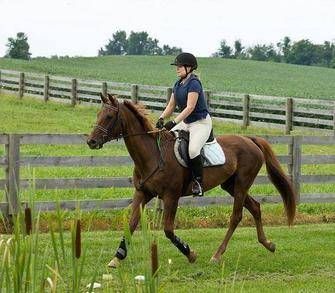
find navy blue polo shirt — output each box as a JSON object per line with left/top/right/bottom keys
{"left": 173, "top": 74, "right": 209, "bottom": 124}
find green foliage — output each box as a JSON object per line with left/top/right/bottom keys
{"left": 5, "top": 32, "right": 31, "bottom": 60}
{"left": 215, "top": 36, "right": 335, "bottom": 68}
{"left": 216, "top": 39, "right": 232, "bottom": 58}
{"left": 98, "top": 30, "right": 127, "bottom": 56}
{"left": 247, "top": 44, "right": 281, "bottom": 62}
{"left": 98, "top": 30, "right": 182, "bottom": 56}
{"left": 286, "top": 39, "right": 319, "bottom": 65}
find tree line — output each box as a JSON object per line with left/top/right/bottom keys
{"left": 214, "top": 37, "right": 335, "bottom": 68}
{"left": 3, "top": 32, "right": 335, "bottom": 68}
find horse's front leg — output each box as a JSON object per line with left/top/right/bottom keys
{"left": 108, "top": 189, "right": 148, "bottom": 268}
{"left": 163, "top": 196, "right": 197, "bottom": 263}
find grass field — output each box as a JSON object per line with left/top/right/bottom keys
{"left": 1, "top": 218, "right": 334, "bottom": 292}
{"left": 1, "top": 55, "right": 335, "bottom": 99}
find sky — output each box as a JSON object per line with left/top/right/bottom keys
{"left": 1, "top": 0, "right": 334, "bottom": 58}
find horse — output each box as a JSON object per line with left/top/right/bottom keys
{"left": 87, "top": 94, "right": 296, "bottom": 267}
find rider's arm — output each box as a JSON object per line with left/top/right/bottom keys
{"left": 159, "top": 93, "right": 176, "bottom": 119}
{"left": 174, "top": 92, "right": 199, "bottom": 123}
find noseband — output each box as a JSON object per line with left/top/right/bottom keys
{"left": 93, "top": 102, "right": 126, "bottom": 142}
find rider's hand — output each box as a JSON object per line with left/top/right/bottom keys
{"left": 156, "top": 117, "right": 164, "bottom": 129}
{"left": 164, "top": 120, "right": 176, "bottom": 131}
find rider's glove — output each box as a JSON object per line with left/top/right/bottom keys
{"left": 164, "top": 120, "right": 176, "bottom": 131}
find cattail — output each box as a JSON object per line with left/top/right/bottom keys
{"left": 151, "top": 241, "right": 158, "bottom": 276}
{"left": 24, "top": 207, "right": 32, "bottom": 235}
{"left": 75, "top": 219, "right": 81, "bottom": 259}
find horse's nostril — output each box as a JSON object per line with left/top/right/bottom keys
{"left": 87, "top": 139, "right": 96, "bottom": 146}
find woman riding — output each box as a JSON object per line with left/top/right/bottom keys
{"left": 156, "top": 52, "right": 212, "bottom": 197}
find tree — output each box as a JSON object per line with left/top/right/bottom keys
{"left": 247, "top": 44, "right": 280, "bottom": 62}
{"left": 234, "top": 40, "right": 244, "bottom": 58}
{"left": 277, "top": 36, "right": 291, "bottom": 62}
{"left": 217, "top": 40, "right": 232, "bottom": 58}
{"left": 127, "top": 31, "right": 149, "bottom": 55}
{"left": 322, "top": 41, "right": 334, "bottom": 67}
{"left": 286, "top": 39, "right": 318, "bottom": 65}
{"left": 144, "top": 37, "right": 162, "bottom": 55}
{"left": 5, "top": 32, "right": 31, "bottom": 60}
{"left": 161, "top": 45, "right": 182, "bottom": 56}
{"left": 98, "top": 30, "right": 182, "bottom": 56}
{"left": 99, "top": 30, "right": 127, "bottom": 55}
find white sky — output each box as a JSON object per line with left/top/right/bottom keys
{"left": 1, "top": 0, "right": 334, "bottom": 57}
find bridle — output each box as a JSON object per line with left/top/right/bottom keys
{"left": 94, "top": 102, "right": 163, "bottom": 142}
{"left": 93, "top": 101, "right": 165, "bottom": 189}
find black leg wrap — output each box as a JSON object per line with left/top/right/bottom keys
{"left": 115, "top": 236, "right": 127, "bottom": 260}
{"left": 171, "top": 235, "right": 190, "bottom": 256}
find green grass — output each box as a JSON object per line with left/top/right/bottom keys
{"left": 1, "top": 55, "right": 335, "bottom": 99}
{"left": 3, "top": 223, "right": 334, "bottom": 292}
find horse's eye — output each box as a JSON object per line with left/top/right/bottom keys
{"left": 106, "top": 113, "right": 113, "bottom": 119}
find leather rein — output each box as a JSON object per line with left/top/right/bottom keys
{"left": 94, "top": 102, "right": 165, "bottom": 189}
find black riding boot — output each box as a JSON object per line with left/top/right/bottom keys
{"left": 189, "top": 155, "right": 204, "bottom": 197}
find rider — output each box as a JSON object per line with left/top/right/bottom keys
{"left": 156, "top": 52, "right": 212, "bottom": 197}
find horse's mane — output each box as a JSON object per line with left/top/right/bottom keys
{"left": 123, "top": 100, "right": 155, "bottom": 132}
{"left": 122, "top": 100, "right": 175, "bottom": 141}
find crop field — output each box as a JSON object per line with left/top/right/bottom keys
{"left": 1, "top": 55, "right": 335, "bottom": 99}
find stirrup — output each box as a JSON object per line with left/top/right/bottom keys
{"left": 192, "top": 180, "right": 203, "bottom": 197}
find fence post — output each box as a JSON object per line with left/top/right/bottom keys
{"left": 291, "top": 136, "right": 302, "bottom": 203}
{"left": 166, "top": 87, "right": 172, "bottom": 104}
{"left": 204, "top": 90, "right": 211, "bottom": 111}
{"left": 44, "top": 75, "right": 50, "bottom": 102}
{"left": 102, "top": 82, "right": 108, "bottom": 97}
{"left": 131, "top": 84, "right": 139, "bottom": 103}
{"left": 19, "top": 72, "right": 25, "bottom": 98}
{"left": 71, "top": 78, "right": 77, "bottom": 106}
{"left": 242, "top": 94, "right": 250, "bottom": 128}
{"left": 286, "top": 97, "right": 293, "bottom": 134}
{"left": 5, "top": 134, "right": 20, "bottom": 217}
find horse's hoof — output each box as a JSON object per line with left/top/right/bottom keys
{"left": 108, "top": 257, "right": 120, "bottom": 268}
{"left": 268, "top": 242, "right": 276, "bottom": 253}
{"left": 187, "top": 250, "right": 197, "bottom": 263}
{"left": 210, "top": 256, "right": 220, "bottom": 263}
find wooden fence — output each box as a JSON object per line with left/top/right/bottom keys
{"left": 0, "top": 134, "right": 335, "bottom": 217}
{"left": 1, "top": 69, "right": 335, "bottom": 134}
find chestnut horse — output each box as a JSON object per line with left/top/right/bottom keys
{"left": 87, "top": 94, "right": 296, "bottom": 267}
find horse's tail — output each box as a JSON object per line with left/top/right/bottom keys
{"left": 248, "top": 136, "right": 296, "bottom": 225}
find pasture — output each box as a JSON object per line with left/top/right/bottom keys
{"left": 1, "top": 55, "right": 335, "bottom": 99}
{"left": 1, "top": 214, "right": 334, "bottom": 292}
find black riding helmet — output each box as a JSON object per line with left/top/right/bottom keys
{"left": 170, "top": 52, "right": 198, "bottom": 71}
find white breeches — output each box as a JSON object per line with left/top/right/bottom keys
{"left": 172, "top": 114, "right": 212, "bottom": 159}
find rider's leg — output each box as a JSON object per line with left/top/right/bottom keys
{"left": 188, "top": 115, "right": 212, "bottom": 196}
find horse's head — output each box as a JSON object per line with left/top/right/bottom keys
{"left": 87, "top": 94, "right": 123, "bottom": 149}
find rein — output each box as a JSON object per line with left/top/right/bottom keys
{"left": 95, "top": 102, "right": 166, "bottom": 189}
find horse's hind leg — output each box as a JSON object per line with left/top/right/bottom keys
{"left": 163, "top": 196, "right": 197, "bottom": 263}
{"left": 244, "top": 195, "right": 276, "bottom": 252}
{"left": 211, "top": 178, "right": 247, "bottom": 262}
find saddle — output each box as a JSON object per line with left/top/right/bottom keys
{"left": 173, "top": 129, "right": 226, "bottom": 168}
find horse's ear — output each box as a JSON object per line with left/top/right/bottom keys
{"left": 107, "top": 93, "right": 118, "bottom": 106}
{"left": 100, "top": 93, "right": 108, "bottom": 104}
